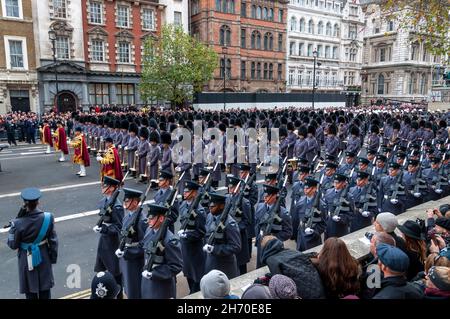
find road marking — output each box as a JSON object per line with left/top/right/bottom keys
{"left": 19, "top": 151, "right": 49, "bottom": 156}
{"left": 0, "top": 181, "right": 102, "bottom": 199}
{"left": 0, "top": 154, "right": 55, "bottom": 161}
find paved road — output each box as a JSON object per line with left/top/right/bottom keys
{"left": 0, "top": 143, "right": 281, "bottom": 299}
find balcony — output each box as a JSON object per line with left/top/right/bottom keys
{"left": 287, "top": 78, "right": 344, "bottom": 90}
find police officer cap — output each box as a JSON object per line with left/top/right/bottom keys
{"left": 237, "top": 163, "right": 251, "bottom": 171}
{"left": 184, "top": 180, "right": 201, "bottom": 191}
{"left": 299, "top": 165, "right": 310, "bottom": 173}
{"left": 226, "top": 174, "right": 241, "bottom": 186}
{"left": 431, "top": 157, "right": 442, "bottom": 164}
{"left": 357, "top": 171, "right": 370, "bottom": 179}
{"left": 149, "top": 202, "right": 169, "bottom": 215}
{"left": 265, "top": 173, "right": 278, "bottom": 181}
{"left": 325, "top": 161, "right": 338, "bottom": 169}
{"left": 376, "top": 154, "right": 387, "bottom": 162}
{"left": 159, "top": 170, "right": 173, "bottom": 180}
{"left": 103, "top": 176, "right": 120, "bottom": 186}
{"left": 208, "top": 192, "right": 227, "bottom": 204}
{"left": 396, "top": 152, "right": 407, "bottom": 159}
{"left": 21, "top": 187, "right": 41, "bottom": 201}
{"left": 334, "top": 173, "right": 347, "bottom": 182}
{"left": 123, "top": 188, "right": 143, "bottom": 199}
{"left": 345, "top": 151, "right": 356, "bottom": 158}
{"left": 263, "top": 184, "right": 280, "bottom": 195}
{"left": 304, "top": 177, "right": 319, "bottom": 188}
{"left": 358, "top": 157, "right": 370, "bottom": 165}
{"left": 389, "top": 162, "right": 401, "bottom": 169}
{"left": 408, "top": 159, "right": 419, "bottom": 166}
{"left": 376, "top": 243, "right": 409, "bottom": 273}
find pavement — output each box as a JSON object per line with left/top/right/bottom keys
{"left": 0, "top": 142, "right": 281, "bottom": 299}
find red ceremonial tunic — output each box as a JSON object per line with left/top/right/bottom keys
{"left": 100, "top": 145, "right": 123, "bottom": 181}
{"left": 54, "top": 127, "right": 69, "bottom": 154}
{"left": 71, "top": 134, "right": 90, "bottom": 166}
{"left": 42, "top": 125, "right": 53, "bottom": 147}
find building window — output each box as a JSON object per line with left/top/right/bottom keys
{"left": 268, "top": 8, "right": 273, "bottom": 21}
{"left": 142, "top": 8, "right": 155, "bottom": 30}
{"left": 251, "top": 31, "right": 261, "bottom": 49}
{"left": 174, "top": 11, "right": 182, "bottom": 26}
{"left": 318, "top": 21, "right": 323, "bottom": 34}
{"left": 264, "top": 32, "right": 273, "bottom": 50}
{"left": 420, "top": 74, "right": 427, "bottom": 94}
{"left": 325, "top": 45, "right": 330, "bottom": 58}
{"left": 288, "top": 69, "right": 294, "bottom": 85}
{"left": 117, "top": 5, "right": 130, "bottom": 27}
{"left": 326, "top": 22, "right": 331, "bottom": 36}
{"left": 56, "top": 36, "right": 70, "bottom": 59}
{"left": 308, "top": 20, "right": 314, "bottom": 33}
{"left": 297, "top": 71, "right": 303, "bottom": 86}
{"left": 89, "top": 83, "right": 109, "bottom": 104}
{"left": 256, "top": 6, "right": 261, "bottom": 19}
{"left": 307, "top": 44, "right": 313, "bottom": 56}
{"left": 241, "top": 61, "right": 246, "bottom": 79}
{"left": 241, "top": 2, "right": 246, "bottom": 16}
{"left": 91, "top": 40, "right": 104, "bottom": 62}
{"left": 53, "top": 0, "right": 67, "bottom": 19}
{"left": 241, "top": 28, "right": 246, "bottom": 48}
{"left": 278, "top": 9, "right": 283, "bottom": 22}
{"left": 269, "top": 63, "right": 273, "bottom": 80}
{"left": 277, "top": 63, "right": 282, "bottom": 80}
{"left": 380, "top": 48, "right": 386, "bottom": 62}
{"left": 299, "top": 18, "right": 305, "bottom": 32}
{"left": 290, "top": 17, "right": 297, "bottom": 31}
{"left": 317, "top": 45, "right": 322, "bottom": 57}
{"left": 387, "top": 20, "right": 394, "bottom": 32}
{"left": 289, "top": 42, "right": 295, "bottom": 55}
{"left": 348, "top": 24, "right": 357, "bottom": 39}
{"left": 298, "top": 43, "right": 304, "bottom": 56}
{"left": 349, "top": 5, "right": 358, "bottom": 16}
{"left": 377, "top": 74, "right": 384, "bottom": 94}
{"left": 192, "top": 0, "right": 199, "bottom": 15}
{"left": 220, "top": 25, "right": 231, "bottom": 46}
{"left": 409, "top": 74, "right": 416, "bottom": 94}
{"left": 350, "top": 48, "right": 357, "bottom": 61}
{"left": 8, "top": 39, "right": 24, "bottom": 68}
{"left": 4, "top": 0, "right": 21, "bottom": 18}
{"left": 278, "top": 33, "right": 283, "bottom": 51}
{"left": 116, "top": 84, "right": 134, "bottom": 104}
{"left": 263, "top": 62, "right": 268, "bottom": 79}
{"left": 333, "top": 23, "right": 339, "bottom": 37}
{"left": 220, "top": 58, "right": 231, "bottom": 78}
{"left": 118, "top": 41, "right": 130, "bottom": 63}
{"left": 256, "top": 62, "right": 261, "bottom": 79}
{"left": 332, "top": 46, "right": 338, "bottom": 59}
{"left": 251, "top": 62, "right": 255, "bottom": 79}
{"left": 89, "top": 1, "right": 103, "bottom": 24}
{"left": 263, "top": 7, "right": 267, "bottom": 20}
{"left": 251, "top": 5, "right": 256, "bottom": 18}
{"left": 411, "top": 43, "right": 419, "bottom": 60}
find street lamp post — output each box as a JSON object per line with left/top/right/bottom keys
{"left": 222, "top": 46, "right": 228, "bottom": 111}
{"left": 312, "top": 49, "right": 317, "bottom": 109}
{"left": 48, "top": 30, "right": 59, "bottom": 112}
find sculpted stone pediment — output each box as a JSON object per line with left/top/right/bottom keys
{"left": 115, "top": 29, "right": 134, "bottom": 39}
{"left": 87, "top": 26, "right": 108, "bottom": 37}
{"left": 38, "top": 61, "right": 86, "bottom": 74}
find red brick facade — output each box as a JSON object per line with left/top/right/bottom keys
{"left": 191, "top": 0, "right": 288, "bottom": 93}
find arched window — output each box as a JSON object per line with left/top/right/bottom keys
{"left": 290, "top": 17, "right": 297, "bottom": 31}
{"left": 333, "top": 23, "right": 339, "bottom": 37}
{"left": 263, "top": 7, "right": 268, "bottom": 20}
{"left": 256, "top": 6, "right": 262, "bottom": 19}
{"left": 216, "top": 0, "right": 222, "bottom": 11}
{"left": 220, "top": 25, "right": 231, "bottom": 46}
{"left": 251, "top": 31, "right": 261, "bottom": 49}
{"left": 269, "top": 8, "right": 273, "bottom": 20}
{"left": 318, "top": 21, "right": 324, "bottom": 34}
{"left": 251, "top": 5, "right": 256, "bottom": 18}
{"left": 268, "top": 33, "right": 273, "bottom": 50}
{"left": 228, "top": 0, "right": 234, "bottom": 13}
{"left": 299, "top": 18, "right": 305, "bottom": 32}
{"left": 264, "top": 32, "right": 273, "bottom": 50}
{"left": 378, "top": 74, "right": 385, "bottom": 94}
{"left": 326, "top": 22, "right": 332, "bottom": 36}
{"left": 308, "top": 20, "right": 314, "bottom": 33}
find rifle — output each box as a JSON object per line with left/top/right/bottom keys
{"left": 361, "top": 167, "right": 378, "bottom": 214}
{"left": 411, "top": 167, "right": 427, "bottom": 197}
{"left": 3, "top": 204, "right": 28, "bottom": 229}
{"left": 261, "top": 174, "right": 289, "bottom": 236}
{"left": 434, "top": 164, "right": 448, "bottom": 194}
{"left": 389, "top": 170, "right": 406, "bottom": 204}
{"left": 180, "top": 163, "right": 217, "bottom": 231}
{"left": 304, "top": 185, "right": 322, "bottom": 230}
{"left": 141, "top": 183, "right": 180, "bottom": 278}
{"left": 206, "top": 190, "right": 236, "bottom": 246}
{"left": 96, "top": 171, "right": 129, "bottom": 228}
{"left": 116, "top": 183, "right": 153, "bottom": 257}
{"left": 230, "top": 172, "right": 256, "bottom": 223}
{"left": 330, "top": 169, "right": 354, "bottom": 218}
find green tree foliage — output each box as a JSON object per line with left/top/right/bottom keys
{"left": 140, "top": 24, "right": 218, "bottom": 107}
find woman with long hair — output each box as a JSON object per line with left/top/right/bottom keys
{"left": 314, "top": 237, "right": 361, "bottom": 298}
{"left": 397, "top": 220, "right": 427, "bottom": 280}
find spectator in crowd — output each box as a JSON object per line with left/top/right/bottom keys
{"left": 397, "top": 220, "right": 427, "bottom": 280}
{"left": 200, "top": 270, "right": 239, "bottom": 299}
{"left": 373, "top": 212, "right": 405, "bottom": 251}
{"left": 268, "top": 274, "right": 298, "bottom": 299}
{"left": 372, "top": 243, "right": 423, "bottom": 299}
{"left": 241, "top": 284, "right": 272, "bottom": 299}
{"left": 313, "top": 237, "right": 361, "bottom": 299}
{"left": 90, "top": 271, "right": 121, "bottom": 299}
{"left": 424, "top": 266, "right": 450, "bottom": 299}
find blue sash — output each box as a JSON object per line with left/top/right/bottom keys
{"left": 20, "top": 212, "right": 51, "bottom": 268}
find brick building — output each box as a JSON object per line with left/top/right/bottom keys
{"left": 191, "top": 0, "right": 288, "bottom": 93}
{"left": 0, "top": 0, "right": 39, "bottom": 114}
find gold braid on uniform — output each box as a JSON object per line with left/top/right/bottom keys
{"left": 70, "top": 135, "right": 82, "bottom": 148}
{"left": 100, "top": 148, "right": 115, "bottom": 164}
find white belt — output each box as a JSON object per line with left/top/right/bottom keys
{"left": 103, "top": 222, "right": 112, "bottom": 226}
{"left": 125, "top": 242, "right": 139, "bottom": 247}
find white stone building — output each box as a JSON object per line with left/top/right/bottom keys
{"left": 286, "top": 0, "right": 364, "bottom": 105}
{"left": 360, "top": 2, "right": 444, "bottom": 104}
{"left": 160, "top": 0, "right": 189, "bottom": 32}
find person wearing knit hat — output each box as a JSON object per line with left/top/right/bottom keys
{"left": 374, "top": 212, "right": 398, "bottom": 233}
{"left": 373, "top": 243, "right": 423, "bottom": 299}
{"left": 425, "top": 266, "right": 450, "bottom": 298}
{"left": 200, "top": 270, "right": 239, "bottom": 299}
{"left": 241, "top": 284, "right": 273, "bottom": 299}
{"left": 268, "top": 274, "right": 298, "bottom": 299}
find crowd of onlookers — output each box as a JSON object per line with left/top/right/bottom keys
{"left": 89, "top": 204, "right": 450, "bottom": 300}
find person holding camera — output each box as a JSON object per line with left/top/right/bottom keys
{"left": 6, "top": 188, "right": 58, "bottom": 299}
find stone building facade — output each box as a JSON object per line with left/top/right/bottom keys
{"left": 0, "top": 0, "right": 39, "bottom": 113}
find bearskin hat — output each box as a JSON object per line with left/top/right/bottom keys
{"left": 129, "top": 122, "right": 139, "bottom": 134}
{"left": 392, "top": 121, "right": 401, "bottom": 131}
{"left": 328, "top": 124, "right": 337, "bottom": 135}
{"left": 149, "top": 130, "right": 160, "bottom": 143}
{"left": 350, "top": 125, "right": 360, "bottom": 136}
{"left": 308, "top": 125, "right": 316, "bottom": 136}
{"left": 160, "top": 131, "right": 171, "bottom": 145}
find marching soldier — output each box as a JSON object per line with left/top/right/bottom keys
{"left": 321, "top": 173, "right": 352, "bottom": 239}
{"left": 378, "top": 162, "right": 406, "bottom": 215}
{"left": 290, "top": 165, "right": 311, "bottom": 240}
{"left": 346, "top": 126, "right": 361, "bottom": 155}
{"left": 119, "top": 120, "right": 130, "bottom": 168}
{"left": 403, "top": 159, "right": 426, "bottom": 209}
{"left": 198, "top": 168, "right": 212, "bottom": 211}
{"left": 70, "top": 127, "right": 90, "bottom": 177}
{"left": 348, "top": 171, "right": 377, "bottom": 232}
{"left": 140, "top": 204, "right": 182, "bottom": 299}
{"left": 203, "top": 193, "right": 241, "bottom": 279}
{"left": 7, "top": 188, "right": 58, "bottom": 299}
{"left": 154, "top": 170, "right": 179, "bottom": 233}
{"left": 258, "top": 173, "right": 286, "bottom": 208}
{"left": 92, "top": 176, "right": 124, "bottom": 298}
{"left": 337, "top": 151, "right": 357, "bottom": 176}
{"left": 294, "top": 126, "right": 308, "bottom": 160}
{"left": 160, "top": 131, "right": 173, "bottom": 173}
{"left": 147, "top": 131, "right": 161, "bottom": 188}
{"left": 373, "top": 154, "right": 388, "bottom": 184}
{"left": 254, "top": 184, "right": 292, "bottom": 268}
{"left": 325, "top": 124, "right": 340, "bottom": 158}
{"left": 368, "top": 125, "right": 380, "bottom": 152}
{"left": 349, "top": 157, "right": 371, "bottom": 186}
{"left": 137, "top": 127, "right": 150, "bottom": 182}
{"left": 53, "top": 121, "right": 68, "bottom": 162}
{"left": 125, "top": 123, "right": 139, "bottom": 176}
{"left": 226, "top": 175, "right": 252, "bottom": 275}
{"left": 116, "top": 188, "right": 146, "bottom": 299}
{"left": 41, "top": 120, "right": 53, "bottom": 154}
{"left": 423, "top": 157, "right": 446, "bottom": 202}
{"left": 305, "top": 125, "right": 320, "bottom": 165}
{"left": 177, "top": 181, "right": 207, "bottom": 294}
{"left": 295, "top": 178, "right": 326, "bottom": 251}
{"left": 97, "top": 137, "right": 123, "bottom": 181}
{"left": 320, "top": 161, "right": 338, "bottom": 191}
